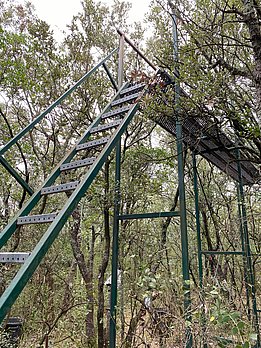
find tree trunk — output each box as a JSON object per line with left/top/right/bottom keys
{"left": 70, "top": 207, "right": 95, "bottom": 347}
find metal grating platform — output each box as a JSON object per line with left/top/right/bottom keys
{"left": 155, "top": 113, "right": 259, "bottom": 185}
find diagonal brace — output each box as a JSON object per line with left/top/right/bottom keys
{"left": 103, "top": 63, "right": 118, "bottom": 91}
{"left": 0, "top": 155, "right": 33, "bottom": 195}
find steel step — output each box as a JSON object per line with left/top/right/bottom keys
{"left": 17, "top": 213, "right": 58, "bottom": 225}
{"left": 0, "top": 252, "right": 30, "bottom": 264}
{"left": 111, "top": 92, "right": 140, "bottom": 106}
{"left": 102, "top": 105, "right": 131, "bottom": 119}
{"left": 41, "top": 181, "right": 79, "bottom": 195}
{"left": 60, "top": 157, "right": 96, "bottom": 171}
{"left": 76, "top": 137, "right": 110, "bottom": 151}
{"left": 120, "top": 83, "right": 146, "bottom": 95}
{"left": 90, "top": 119, "right": 122, "bottom": 134}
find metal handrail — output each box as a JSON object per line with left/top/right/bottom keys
{"left": 0, "top": 47, "right": 118, "bottom": 156}
{"left": 117, "top": 29, "right": 157, "bottom": 71}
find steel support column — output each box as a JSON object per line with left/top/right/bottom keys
{"left": 109, "top": 140, "right": 121, "bottom": 348}
{"left": 192, "top": 152, "right": 207, "bottom": 348}
{"left": 171, "top": 7, "right": 192, "bottom": 347}
{"left": 109, "top": 33, "right": 124, "bottom": 348}
{"left": 176, "top": 120, "right": 192, "bottom": 347}
{"left": 237, "top": 182, "right": 251, "bottom": 320}
{"left": 236, "top": 150, "right": 260, "bottom": 347}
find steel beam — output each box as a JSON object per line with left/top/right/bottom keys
{"left": 102, "top": 63, "right": 118, "bottom": 91}
{"left": 171, "top": 8, "right": 192, "bottom": 347}
{"left": 0, "top": 155, "right": 33, "bottom": 195}
{"left": 109, "top": 33, "right": 125, "bottom": 348}
{"left": 117, "top": 211, "right": 180, "bottom": 220}
{"left": 201, "top": 251, "right": 244, "bottom": 255}
{"left": 192, "top": 153, "right": 207, "bottom": 348}
{"left": 236, "top": 149, "right": 260, "bottom": 345}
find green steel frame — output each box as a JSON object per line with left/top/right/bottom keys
{"left": 192, "top": 152, "right": 207, "bottom": 348}
{"left": 171, "top": 9, "right": 193, "bottom": 347}
{"left": 0, "top": 80, "right": 141, "bottom": 322}
{"left": 107, "top": 29, "right": 192, "bottom": 348}
{"left": 109, "top": 33, "right": 124, "bottom": 348}
{"left": 192, "top": 150, "right": 260, "bottom": 347}
{"left": 0, "top": 48, "right": 118, "bottom": 194}
{"left": 0, "top": 25, "right": 259, "bottom": 348}
{"left": 236, "top": 150, "right": 260, "bottom": 346}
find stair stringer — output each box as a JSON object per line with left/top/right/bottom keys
{"left": 0, "top": 87, "right": 140, "bottom": 323}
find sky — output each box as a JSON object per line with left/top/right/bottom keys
{"left": 30, "top": 0, "right": 151, "bottom": 40}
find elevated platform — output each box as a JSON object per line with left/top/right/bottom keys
{"left": 156, "top": 112, "right": 259, "bottom": 185}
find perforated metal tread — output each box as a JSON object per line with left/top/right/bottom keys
{"left": 0, "top": 252, "right": 30, "bottom": 264}
{"left": 102, "top": 105, "right": 131, "bottom": 119}
{"left": 60, "top": 157, "right": 96, "bottom": 171}
{"left": 90, "top": 120, "right": 122, "bottom": 134}
{"left": 17, "top": 213, "right": 58, "bottom": 225}
{"left": 120, "top": 83, "right": 146, "bottom": 95}
{"left": 111, "top": 92, "right": 140, "bottom": 106}
{"left": 76, "top": 137, "right": 110, "bottom": 151}
{"left": 41, "top": 181, "right": 79, "bottom": 195}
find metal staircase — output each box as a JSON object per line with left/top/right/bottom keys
{"left": 0, "top": 28, "right": 259, "bottom": 348}
{"left": 0, "top": 79, "right": 147, "bottom": 323}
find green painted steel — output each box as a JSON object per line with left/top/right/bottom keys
{"left": 109, "top": 35, "right": 125, "bottom": 348}
{"left": 0, "top": 48, "right": 118, "bottom": 157}
{"left": 117, "top": 211, "right": 180, "bottom": 220}
{"left": 102, "top": 63, "right": 118, "bottom": 91}
{"left": 176, "top": 120, "right": 192, "bottom": 348}
{"left": 0, "top": 155, "right": 34, "bottom": 195}
{"left": 0, "top": 98, "right": 140, "bottom": 323}
{"left": 201, "top": 251, "right": 244, "bottom": 255}
{"left": 192, "top": 153, "right": 208, "bottom": 348}
{"left": 236, "top": 150, "right": 260, "bottom": 346}
{"left": 109, "top": 141, "right": 121, "bottom": 348}
{"left": 237, "top": 183, "right": 251, "bottom": 319}
{"left": 0, "top": 83, "right": 127, "bottom": 250}
{"left": 171, "top": 8, "right": 192, "bottom": 347}
{"left": 192, "top": 154, "right": 203, "bottom": 285}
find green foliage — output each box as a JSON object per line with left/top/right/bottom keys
{"left": 0, "top": 0, "right": 260, "bottom": 347}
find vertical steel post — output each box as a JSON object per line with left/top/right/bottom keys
{"left": 118, "top": 34, "right": 124, "bottom": 88}
{"left": 192, "top": 152, "right": 207, "bottom": 348}
{"left": 237, "top": 184, "right": 251, "bottom": 320}
{"left": 109, "top": 33, "right": 124, "bottom": 348}
{"left": 236, "top": 150, "right": 260, "bottom": 347}
{"left": 170, "top": 9, "right": 192, "bottom": 347}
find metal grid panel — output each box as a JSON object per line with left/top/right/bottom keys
{"left": 155, "top": 113, "right": 259, "bottom": 185}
